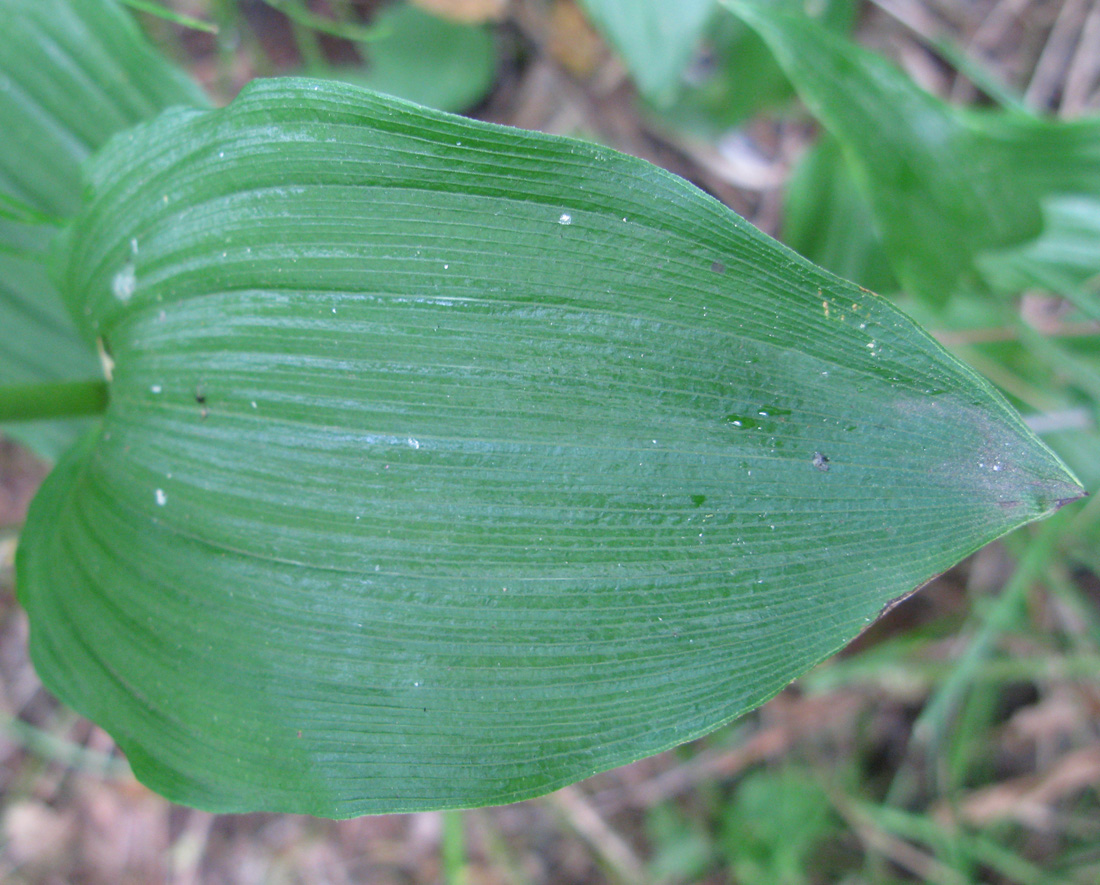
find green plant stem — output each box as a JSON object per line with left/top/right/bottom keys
{"left": 0, "top": 380, "right": 108, "bottom": 422}
{"left": 0, "top": 711, "right": 131, "bottom": 778}
{"left": 262, "top": 0, "right": 387, "bottom": 43}
{"left": 442, "top": 810, "right": 468, "bottom": 885}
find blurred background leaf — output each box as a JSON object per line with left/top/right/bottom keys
{"left": 722, "top": 0, "right": 1100, "bottom": 307}
{"left": 0, "top": 0, "right": 207, "bottom": 459}
{"left": 331, "top": 2, "right": 497, "bottom": 112}
{"left": 651, "top": 0, "right": 857, "bottom": 138}
{"left": 780, "top": 132, "right": 898, "bottom": 296}
{"left": 577, "top": 0, "right": 717, "bottom": 103}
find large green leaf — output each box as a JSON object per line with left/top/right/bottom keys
{"left": 722, "top": 0, "right": 1100, "bottom": 304}
{"left": 578, "top": 0, "right": 716, "bottom": 102}
{"left": 19, "top": 79, "right": 1082, "bottom": 816}
{"left": 0, "top": 0, "right": 207, "bottom": 458}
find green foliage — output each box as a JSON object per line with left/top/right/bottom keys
{"left": 337, "top": 3, "right": 496, "bottom": 113}
{"left": 722, "top": 0, "right": 1100, "bottom": 307}
{"left": 647, "top": 800, "right": 717, "bottom": 881}
{"left": 0, "top": 0, "right": 207, "bottom": 458}
{"left": 719, "top": 0, "right": 1100, "bottom": 518}
{"left": 719, "top": 769, "right": 838, "bottom": 885}
{"left": 17, "top": 70, "right": 1083, "bottom": 813}
{"left": 978, "top": 196, "right": 1100, "bottom": 320}
{"left": 578, "top": 0, "right": 717, "bottom": 103}
{"left": 646, "top": 766, "right": 841, "bottom": 884}
{"left": 2, "top": 0, "right": 1095, "bottom": 826}
{"left": 652, "top": 0, "right": 855, "bottom": 136}
{"left": 118, "top": 0, "right": 218, "bottom": 33}
{"left": 781, "top": 133, "right": 898, "bottom": 295}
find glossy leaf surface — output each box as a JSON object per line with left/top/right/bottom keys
{"left": 19, "top": 79, "right": 1083, "bottom": 816}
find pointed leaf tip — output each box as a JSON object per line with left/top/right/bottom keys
{"left": 17, "top": 78, "right": 1083, "bottom": 816}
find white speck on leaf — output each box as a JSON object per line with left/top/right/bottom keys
{"left": 112, "top": 264, "right": 136, "bottom": 302}
{"left": 155, "top": 489, "right": 167, "bottom": 506}
{"left": 558, "top": 213, "right": 572, "bottom": 225}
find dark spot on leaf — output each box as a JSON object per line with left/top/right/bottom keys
{"left": 691, "top": 494, "right": 706, "bottom": 507}
{"left": 1055, "top": 490, "right": 1089, "bottom": 509}
{"left": 710, "top": 260, "right": 725, "bottom": 274}
{"left": 812, "top": 452, "right": 830, "bottom": 472}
